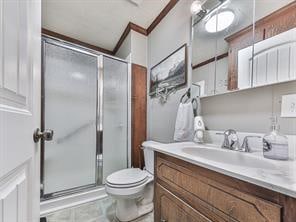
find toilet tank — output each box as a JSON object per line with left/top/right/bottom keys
{"left": 143, "top": 148, "right": 154, "bottom": 174}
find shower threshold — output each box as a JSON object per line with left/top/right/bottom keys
{"left": 40, "top": 186, "right": 107, "bottom": 216}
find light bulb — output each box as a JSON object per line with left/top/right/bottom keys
{"left": 190, "top": 0, "right": 202, "bottom": 15}
{"left": 205, "top": 11, "right": 235, "bottom": 33}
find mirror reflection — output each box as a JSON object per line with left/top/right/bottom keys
{"left": 252, "top": 0, "right": 296, "bottom": 88}
{"left": 191, "top": 0, "right": 296, "bottom": 97}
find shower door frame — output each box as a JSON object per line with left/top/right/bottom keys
{"left": 40, "top": 36, "right": 131, "bottom": 200}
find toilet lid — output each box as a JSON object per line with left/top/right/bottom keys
{"left": 106, "top": 168, "right": 148, "bottom": 186}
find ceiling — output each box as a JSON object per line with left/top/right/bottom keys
{"left": 42, "top": 0, "right": 170, "bottom": 51}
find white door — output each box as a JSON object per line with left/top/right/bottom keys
{"left": 0, "top": 0, "right": 41, "bottom": 222}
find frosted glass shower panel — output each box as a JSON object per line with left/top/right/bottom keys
{"left": 43, "top": 42, "right": 98, "bottom": 195}
{"left": 102, "top": 57, "right": 128, "bottom": 182}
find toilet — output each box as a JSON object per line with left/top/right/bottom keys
{"left": 105, "top": 141, "right": 157, "bottom": 221}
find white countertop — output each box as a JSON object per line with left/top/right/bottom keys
{"left": 143, "top": 141, "right": 296, "bottom": 198}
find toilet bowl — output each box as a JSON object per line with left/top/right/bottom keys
{"left": 105, "top": 141, "right": 158, "bottom": 222}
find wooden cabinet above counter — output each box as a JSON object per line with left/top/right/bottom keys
{"left": 154, "top": 152, "right": 296, "bottom": 222}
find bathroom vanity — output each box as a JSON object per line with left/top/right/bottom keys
{"left": 150, "top": 143, "right": 296, "bottom": 222}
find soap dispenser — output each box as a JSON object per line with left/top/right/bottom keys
{"left": 193, "top": 116, "right": 205, "bottom": 143}
{"left": 263, "top": 116, "right": 289, "bottom": 160}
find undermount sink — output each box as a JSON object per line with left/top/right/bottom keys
{"left": 182, "top": 147, "right": 278, "bottom": 170}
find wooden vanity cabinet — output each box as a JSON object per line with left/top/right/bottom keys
{"left": 156, "top": 183, "right": 212, "bottom": 222}
{"left": 154, "top": 152, "right": 296, "bottom": 222}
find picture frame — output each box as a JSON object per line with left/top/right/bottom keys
{"left": 149, "top": 44, "right": 187, "bottom": 96}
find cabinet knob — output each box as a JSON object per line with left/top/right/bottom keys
{"left": 160, "top": 219, "right": 167, "bottom": 222}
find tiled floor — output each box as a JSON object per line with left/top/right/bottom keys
{"left": 44, "top": 196, "right": 154, "bottom": 222}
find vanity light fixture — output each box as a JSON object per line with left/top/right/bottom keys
{"left": 205, "top": 10, "right": 234, "bottom": 33}
{"left": 190, "top": 0, "right": 203, "bottom": 15}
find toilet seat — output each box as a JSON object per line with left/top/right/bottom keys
{"left": 105, "top": 168, "right": 153, "bottom": 198}
{"left": 106, "top": 168, "right": 149, "bottom": 188}
{"left": 106, "top": 177, "right": 148, "bottom": 188}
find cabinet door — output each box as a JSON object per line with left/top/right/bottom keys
{"left": 155, "top": 183, "right": 212, "bottom": 222}
{"left": 156, "top": 154, "right": 282, "bottom": 222}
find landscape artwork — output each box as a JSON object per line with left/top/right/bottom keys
{"left": 150, "top": 44, "right": 187, "bottom": 95}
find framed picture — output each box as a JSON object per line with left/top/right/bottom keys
{"left": 149, "top": 44, "right": 187, "bottom": 96}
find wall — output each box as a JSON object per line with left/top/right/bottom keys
{"left": 201, "top": 81, "right": 296, "bottom": 135}
{"left": 115, "top": 30, "right": 147, "bottom": 67}
{"left": 131, "top": 31, "right": 147, "bottom": 67}
{"left": 115, "top": 32, "right": 131, "bottom": 61}
{"left": 147, "top": 0, "right": 192, "bottom": 142}
{"left": 114, "top": 0, "right": 193, "bottom": 143}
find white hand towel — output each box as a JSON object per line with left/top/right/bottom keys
{"left": 174, "top": 102, "right": 194, "bottom": 141}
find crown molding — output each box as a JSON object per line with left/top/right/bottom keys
{"left": 112, "top": 0, "right": 179, "bottom": 54}
{"left": 112, "top": 22, "right": 148, "bottom": 54}
{"left": 147, "top": 0, "right": 179, "bottom": 35}
{"left": 42, "top": 28, "right": 114, "bottom": 55}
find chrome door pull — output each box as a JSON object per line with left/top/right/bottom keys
{"left": 33, "top": 128, "right": 54, "bottom": 143}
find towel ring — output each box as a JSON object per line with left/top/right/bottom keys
{"left": 192, "top": 98, "right": 198, "bottom": 117}
{"left": 180, "top": 88, "right": 191, "bottom": 103}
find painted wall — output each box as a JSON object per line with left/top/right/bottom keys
{"left": 201, "top": 81, "right": 296, "bottom": 135}
{"left": 147, "top": 0, "right": 192, "bottom": 142}
{"left": 115, "top": 32, "right": 131, "bottom": 61}
{"left": 115, "top": 30, "right": 147, "bottom": 67}
{"left": 131, "top": 31, "right": 147, "bottom": 67}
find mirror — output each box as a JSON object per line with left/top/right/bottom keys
{"left": 252, "top": 0, "right": 296, "bottom": 88}
{"left": 191, "top": 0, "right": 296, "bottom": 97}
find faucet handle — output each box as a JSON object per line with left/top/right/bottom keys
{"left": 229, "top": 133, "right": 240, "bottom": 150}
{"left": 225, "top": 129, "right": 239, "bottom": 150}
{"left": 216, "top": 132, "right": 229, "bottom": 148}
{"left": 224, "top": 129, "right": 237, "bottom": 136}
{"left": 240, "top": 136, "right": 261, "bottom": 152}
{"left": 216, "top": 130, "right": 239, "bottom": 150}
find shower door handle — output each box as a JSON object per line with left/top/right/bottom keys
{"left": 33, "top": 128, "right": 54, "bottom": 143}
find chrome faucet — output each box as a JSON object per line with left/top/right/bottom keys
{"left": 240, "top": 136, "right": 261, "bottom": 152}
{"left": 217, "top": 129, "right": 240, "bottom": 150}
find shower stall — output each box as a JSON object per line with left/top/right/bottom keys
{"left": 40, "top": 37, "right": 131, "bottom": 201}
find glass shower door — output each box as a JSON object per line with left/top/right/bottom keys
{"left": 102, "top": 57, "right": 129, "bottom": 182}
{"left": 42, "top": 40, "right": 98, "bottom": 197}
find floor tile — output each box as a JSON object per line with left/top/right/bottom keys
{"left": 43, "top": 197, "right": 153, "bottom": 222}
{"left": 74, "top": 201, "right": 102, "bottom": 221}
